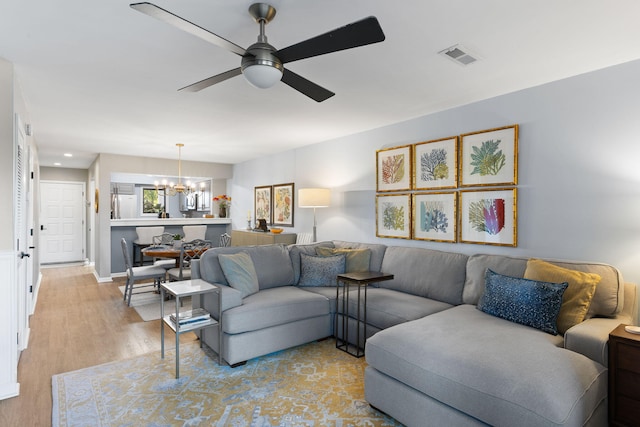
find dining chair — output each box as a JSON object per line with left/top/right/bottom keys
{"left": 182, "top": 225, "right": 207, "bottom": 242}
{"left": 167, "top": 239, "right": 212, "bottom": 282}
{"left": 121, "top": 238, "right": 167, "bottom": 306}
{"left": 152, "top": 233, "right": 177, "bottom": 270}
{"left": 295, "top": 232, "right": 313, "bottom": 245}
{"left": 134, "top": 226, "right": 165, "bottom": 266}
{"left": 219, "top": 233, "right": 231, "bottom": 247}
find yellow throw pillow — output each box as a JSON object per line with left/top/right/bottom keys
{"left": 315, "top": 247, "right": 371, "bottom": 273}
{"left": 524, "top": 259, "right": 600, "bottom": 335}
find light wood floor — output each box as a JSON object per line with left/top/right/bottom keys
{"left": 0, "top": 265, "right": 197, "bottom": 426}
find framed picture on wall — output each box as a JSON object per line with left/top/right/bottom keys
{"left": 460, "top": 125, "right": 518, "bottom": 187}
{"left": 459, "top": 188, "right": 517, "bottom": 246}
{"left": 376, "top": 144, "right": 413, "bottom": 192}
{"left": 272, "top": 182, "right": 295, "bottom": 227}
{"left": 413, "top": 136, "right": 458, "bottom": 190}
{"left": 376, "top": 193, "right": 412, "bottom": 239}
{"left": 254, "top": 185, "right": 272, "bottom": 225}
{"left": 412, "top": 192, "right": 457, "bottom": 243}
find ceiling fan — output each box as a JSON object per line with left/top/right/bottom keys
{"left": 130, "top": 2, "right": 385, "bottom": 102}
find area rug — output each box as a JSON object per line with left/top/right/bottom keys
{"left": 118, "top": 285, "right": 192, "bottom": 321}
{"left": 52, "top": 339, "right": 403, "bottom": 427}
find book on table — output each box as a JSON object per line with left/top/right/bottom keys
{"left": 169, "top": 308, "right": 211, "bottom": 325}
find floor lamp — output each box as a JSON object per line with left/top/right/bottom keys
{"left": 298, "top": 188, "right": 331, "bottom": 242}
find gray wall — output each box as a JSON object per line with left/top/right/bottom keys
{"left": 230, "top": 59, "right": 640, "bottom": 320}
{"left": 92, "top": 153, "right": 233, "bottom": 280}
{"left": 40, "top": 166, "right": 88, "bottom": 183}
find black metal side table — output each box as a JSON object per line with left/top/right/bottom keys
{"left": 335, "top": 271, "right": 393, "bottom": 357}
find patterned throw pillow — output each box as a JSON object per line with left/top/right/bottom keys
{"left": 218, "top": 252, "right": 259, "bottom": 298}
{"left": 478, "top": 269, "right": 568, "bottom": 335}
{"left": 315, "top": 247, "right": 371, "bottom": 272}
{"left": 298, "top": 253, "right": 346, "bottom": 287}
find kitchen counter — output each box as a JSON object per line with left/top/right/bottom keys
{"left": 110, "top": 218, "right": 231, "bottom": 227}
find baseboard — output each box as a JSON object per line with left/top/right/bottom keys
{"left": 94, "top": 269, "right": 113, "bottom": 283}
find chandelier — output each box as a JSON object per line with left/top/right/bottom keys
{"left": 154, "top": 143, "right": 195, "bottom": 197}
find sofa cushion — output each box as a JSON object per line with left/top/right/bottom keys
{"left": 332, "top": 241, "right": 387, "bottom": 272}
{"left": 222, "top": 286, "right": 330, "bottom": 334}
{"left": 218, "top": 252, "right": 259, "bottom": 298}
{"left": 316, "top": 247, "right": 371, "bottom": 273}
{"left": 289, "top": 241, "right": 335, "bottom": 285}
{"left": 463, "top": 254, "right": 624, "bottom": 317}
{"left": 344, "top": 288, "right": 452, "bottom": 330}
{"left": 478, "top": 269, "right": 568, "bottom": 335}
{"left": 463, "top": 254, "right": 528, "bottom": 305}
{"left": 379, "top": 246, "right": 468, "bottom": 305}
{"left": 298, "top": 253, "right": 345, "bottom": 287}
{"left": 366, "top": 305, "right": 606, "bottom": 427}
{"left": 198, "top": 245, "right": 294, "bottom": 290}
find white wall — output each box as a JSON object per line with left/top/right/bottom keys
{"left": 231, "top": 59, "right": 640, "bottom": 320}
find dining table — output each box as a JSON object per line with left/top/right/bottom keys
{"left": 141, "top": 245, "right": 184, "bottom": 268}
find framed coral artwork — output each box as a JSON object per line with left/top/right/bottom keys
{"left": 460, "top": 125, "right": 518, "bottom": 187}
{"left": 272, "top": 182, "right": 294, "bottom": 227}
{"left": 376, "top": 145, "right": 412, "bottom": 192}
{"left": 254, "top": 185, "right": 272, "bottom": 225}
{"left": 413, "top": 136, "right": 458, "bottom": 190}
{"left": 413, "top": 192, "right": 457, "bottom": 242}
{"left": 376, "top": 193, "right": 411, "bottom": 239}
{"left": 459, "top": 188, "right": 517, "bottom": 246}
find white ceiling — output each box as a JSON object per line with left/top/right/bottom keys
{"left": 2, "top": 1, "right": 640, "bottom": 169}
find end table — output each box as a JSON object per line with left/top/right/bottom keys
{"left": 335, "top": 271, "right": 393, "bottom": 357}
{"left": 160, "top": 278, "right": 222, "bottom": 378}
{"left": 608, "top": 323, "right": 640, "bottom": 426}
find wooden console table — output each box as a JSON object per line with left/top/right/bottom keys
{"left": 231, "top": 230, "right": 296, "bottom": 246}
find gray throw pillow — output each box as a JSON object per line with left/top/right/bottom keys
{"left": 298, "top": 253, "right": 346, "bottom": 287}
{"left": 218, "top": 251, "right": 259, "bottom": 298}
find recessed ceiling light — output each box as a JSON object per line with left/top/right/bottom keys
{"left": 54, "top": 162, "right": 62, "bottom": 166}
{"left": 64, "top": 153, "right": 73, "bottom": 157}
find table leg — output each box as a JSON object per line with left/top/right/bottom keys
{"left": 160, "top": 287, "right": 165, "bottom": 358}
{"left": 175, "top": 295, "right": 180, "bottom": 379}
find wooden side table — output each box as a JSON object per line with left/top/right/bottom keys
{"left": 335, "top": 271, "right": 393, "bottom": 357}
{"left": 609, "top": 323, "right": 640, "bottom": 426}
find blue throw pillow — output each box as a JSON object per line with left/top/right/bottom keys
{"left": 298, "top": 253, "right": 346, "bottom": 287}
{"left": 478, "top": 269, "right": 568, "bottom": 335}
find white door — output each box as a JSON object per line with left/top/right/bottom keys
{"left": 40, "top": 181, "right": 85, "bottom": 264}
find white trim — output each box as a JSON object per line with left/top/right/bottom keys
{"left": 0, "top": 251, "right": 19, "bottom": 400}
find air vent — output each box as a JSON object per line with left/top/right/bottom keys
{"left": 439, "top": 44, "right": 478, "bottom": 66}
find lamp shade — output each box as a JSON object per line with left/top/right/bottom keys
{"left": 298, "top": 188, "right": 331, "bottom": 208}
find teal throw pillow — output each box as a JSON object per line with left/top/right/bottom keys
{"left": 218, "top": 251, "right": 259, "bottom": 298}
{"left": 477, "top": 269, "right": 568, "bottom": 335}
{"left": 298, "top": 253, "right": 346, "bottom": 287}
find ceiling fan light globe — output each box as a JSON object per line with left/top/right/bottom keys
{"left": 242, "top": 63, "right": 283, "bottom": 88}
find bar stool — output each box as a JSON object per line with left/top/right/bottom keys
{"left": 134, "top": 226, "right": 164, "bottom": 266}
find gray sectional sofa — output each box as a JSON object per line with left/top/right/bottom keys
{"left": 191, "top": 240, "right": 637, "bottom": 427}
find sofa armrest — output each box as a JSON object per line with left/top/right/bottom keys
{"left": 564, "top": 316, "right": 630, "bottom": 366}
{"left": 193, "top": 283, "right": 243, "bottom": 319}
{"left": 564, "top": 281, "right": 637, "bottom": 366}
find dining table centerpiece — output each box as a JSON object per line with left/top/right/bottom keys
{"left": 213, "top": 194, "right": 231, "bottom": 218}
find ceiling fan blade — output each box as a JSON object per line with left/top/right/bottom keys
{"left": 277, "top": 16, "right": 385, "bottom": 64}
{"left": 130, "top": 2, "right": 246, "bottom": 56}
{"left": 178, "top": 68, "right": 242, "bottom": 92}
{"left": 281, "top": 69, "right": 334, "bottom": 102}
